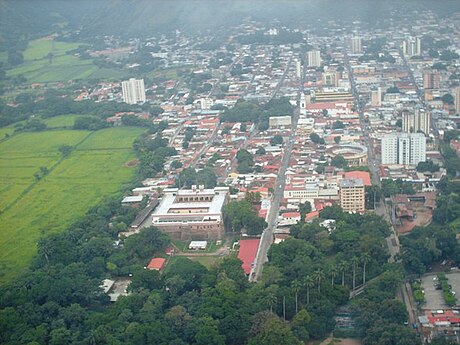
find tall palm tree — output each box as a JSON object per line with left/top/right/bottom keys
{"left": 338, "top": 261, "right": 347, "bottom": 286}
{"left": 361, "top": 252, "right": 371, "bottom": 285}
{"left": 313, "top": 269, "right": 326, "bottom": 294}
{"left": 330, "top": 265, "right": 338, "bottom": 287}
{"left": 265, "top": 292, "right": 277, "bottom": 313}
{"left": 304, "top": 276, "right": 315, "bottom": 305}
{"left": 351, "top": 256, "right": 360, "bottom": 291}
{"left": 292, "top": 279, "right": 302, "bottom": 314}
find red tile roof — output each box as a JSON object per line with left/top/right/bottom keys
{"left": 147, "top": 258, "right": 166, "bottom": 271}
{"left": 343, "top": 171, "right": 371, "bottom": 186}
{"left": 238, "top": 239, "right": 260, "bottom": 275}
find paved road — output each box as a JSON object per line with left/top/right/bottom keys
{"left": 250, "top": 53, "right": 300, "bottom": 282}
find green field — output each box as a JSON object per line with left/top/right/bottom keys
{"left": 43, "top": 114, "right": 84, "bottom": 128}
{"left": 0, "top": 126, "right": 144, "bottom": 281}
{"left": 7, "top": 37, "right": 127, "bottom": 83}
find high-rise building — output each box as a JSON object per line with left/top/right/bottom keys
{"left": 370, "top": 87, "right": 382, "bottom": 106}
{"left": 423, "top": 70, "right": 441, "bottom": 89}
{"left": 307, "top": 50, "right": 322, "bottom": 67}
{"left": 402, "top": 109, "right": 430, "bottom": 135}
{"left": 339, "top": 178, "right": 365, "bottom": 213}
{"left": 402, "top": 37, "right": 422, "bottom": 57}
{"left": 122, "top": 78, "right": 146, "bottom": 105}
{"left": 296, "top": 60, "right": 302, "bottom": 78}
{"left": 381, "top": 132, "right": 426, "bottom": 166}
{"left": 455, "top": 87, "right": 460, "bottom": 115}
{"left": 322, "top": 71, "right": 339, "bottom": 86}
{"left": 350, "top": 36, "right": 363, "bottom": 54}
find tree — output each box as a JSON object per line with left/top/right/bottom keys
{"left": 309, "top": 133, "right": 324, "bottom": 144}
{"left": 331, "top": 155, "right": 348, "bottom": 169}
{"left": 299, "top": 201, "right": 312, "bottom": 222}
{"left": 170, "top": 160, "right": 183, "bottom": 170}
{"left": 334, "top": 136, "right": 341, "bottom": 144}
{"left": 292, "top": 280, "right": 302, "bottom": 314}
{"left": 192, "top": 317, "right": 225, "bottom": 345}
{"left": 332, "top": 121, "right": 345, "bottom": 129}
{"left": 351, "top": 256, "right": 360, "bottom": 290}
{"left": 248, "top": 313, "right": 301, "bottom": 345}
{"left": 304, "top": 276, "right": 314, "bottom": 304}
{"left": 313, "top": 269, "right": 325, "bottom": 293}
{"left": 442, "top": 93, "right": 455, "bottom": 105}
{"left": 338, "top": 261, "right": 347, "bottom": 286}
{"left": 270, "top": 135, "right": 283, "bottom": 146}
{"left": 256, "top": 146, "right": 266, "bottom": 155}
{"left": 58, "top": 145, "right": 73, "bottom": 157}
{"left": 361, "top": 252, "right": 371, "bottom": 285}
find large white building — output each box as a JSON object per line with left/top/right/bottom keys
{"left": 121, "top": 78, "right": 146, "bottom": 105}
{"left": 402, "top": 37, "right": 421, "bottom": 57}
{"left": 151, "top": 186, "right": 229, "bottom": 240}
{"left": 350, "top": 37, "right": 363, "bottom": 54}
{"left": 307, "top": 50, "right": 322, "bottom": 68}
{"left": 381, "top": 133, "right": 426, "bottom": 166}
{"left": 402, "top": 108, "right": 430, "bottom": 136}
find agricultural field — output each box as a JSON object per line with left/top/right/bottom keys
{"left": 6, "top": 37, "right": 127, "bottom": 83}
{"left": 42, "top": 114, "right": 85, "bottom": 128}
{"left": 0, "top": 126, "right": 144, "bottom": 282}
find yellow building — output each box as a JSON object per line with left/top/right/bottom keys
{"left": 339, "top": 178, "right": 365, "bottom": 213}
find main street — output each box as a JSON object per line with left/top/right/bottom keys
{"left": 345, "top": 47, "right": 419, "bottom": 333}
{"left": 250, "top": 53, "right": 300, "bottom": 282}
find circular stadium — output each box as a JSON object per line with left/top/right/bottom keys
{"left": 327, "top": 144, "right": 368, "bottom": 166}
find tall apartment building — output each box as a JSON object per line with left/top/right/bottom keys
{"left": 455, "top": 87, "right": 460, "bottom": 115}
{"left": 370, "top": 87, "right": 382, "bottom": 106}
{"left": 296, "top": 60, "right": 302, "bottom": 78}
{"left": 350, "top": 36, "right": 363, "bottom": 54}
{"left": 402, "top": 37, "right": 422, "bottom": 57}
{"left": 423, "top": 70, "right": 440, "bottom": 89}
{"left": 339, "top": 178, "right": 365, "bottom": 213}
{"left": 307, "top": 50, "right": 322, "bottom": 67}
{"left": 381, "top": 132, "right": 426, "bottom": 166}
{"left": 121, "top": 78, "right": 146, "bottom": 105}
{"left": 402, "top": 109, "right": 430, "bottom": 135}
{"left": 322, "top": 71, "right": 340, "bottom": 87}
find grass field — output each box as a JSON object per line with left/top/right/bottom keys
{"left": 0, "top": 126, "right": 144, "bottom": 282}
{"left": 43, "top": 114, "right": 84, "bottom": 128}
{"left": 7, "top": 37, "right": 127, "bottom": 83}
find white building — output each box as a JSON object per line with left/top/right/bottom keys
{"left": 350, "top": 36, "right": 363, "bottom": 54}
{"left": 122, "top": 78, "right": 146, "bottom": 105}
{"left": 307, "top": 50, "right": 322, "bottom": 68}
{"left": 269, "top": 116, "right": 292, "bottom": 128}
{"left": 402, "top": 37, "right": 421, "bottom": 57}
{"left": 402, "top": 108, "right": 430, "bottom": 136}
{"left": 381, "top": 132, "right": 426, "bottom": 166}
{"left": 151, "top": 186, "right": 229, "bottom": 240}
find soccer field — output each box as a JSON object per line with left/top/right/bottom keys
{"left": 0, "top": 126, "right": 144, "bottom": 282}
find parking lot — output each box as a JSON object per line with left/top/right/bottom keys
{"left": 420, "top": 272, "right": 460, "bottom": 310}
{"left": 421, "top": 274, "right": 446, "bottom": 310}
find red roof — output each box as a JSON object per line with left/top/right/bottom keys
{"left": 283, "top": 212, "right": 301, "bottom": 218}
{"left": 343, "top": 171, "right": 372, "bottom": 186}
{"left": 238, "top": 239, "right": 260, "bottom": 275}
{"left": 147, "top": 258, "right": 166, "bottom": 271}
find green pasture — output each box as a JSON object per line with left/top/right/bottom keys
{"left": 7, "top": 37, "right": 127, "bottom": 83}
{"left": 0, "top": 126, "right": 144, "bottom": 282}
{"left": 43, "top": 114, "right": 85, "bottom": 128}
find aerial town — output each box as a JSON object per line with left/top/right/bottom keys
{"left": 2, "top": 2, "right": 460, "bottom": 344}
